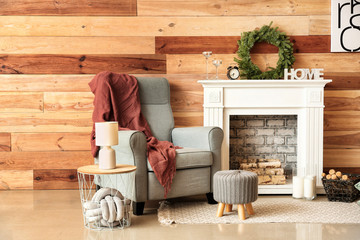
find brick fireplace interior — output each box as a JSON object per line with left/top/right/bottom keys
{"left": 230, "top": 115, "right": 298, "bottom": 184}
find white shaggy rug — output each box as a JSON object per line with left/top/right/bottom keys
{"left": 158, "top": 196, "right": 360, "bottom": 225}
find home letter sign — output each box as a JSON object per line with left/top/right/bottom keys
{"left": 331, "top": 0, "right": 360, "bottom": 52}
{"left": 284, "top": 69, "right": 324, "bottom": 80}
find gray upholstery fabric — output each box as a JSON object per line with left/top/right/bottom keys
{"left": 213, "top": 170, "right": 258, "bottom": 204}
{"left": 172, "top": 127, "right": 224, "bottom": 192}
{"left": 136, "top": 77, "right": 169, "bottom": 105}
{"left": 95, "top": 77, "right": 224, "bottom": 202}
{"left": 148, "top": 168, "right": 211, "bottom": 200}
{"left": 147, "top": 148, "right": 213, "bottom": 171}
{"left": 136, "top": 77, "right": 174, "bottom": 141}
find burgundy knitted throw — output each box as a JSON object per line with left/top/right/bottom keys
{"left": 89, "top": 71, "right": 177, "bottom": 197}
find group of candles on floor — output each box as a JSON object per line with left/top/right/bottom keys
{"left": 292, "top": 174, "right": 317, "bottom": 200}
{"left": 292, "top": 168, "right": 349, "bottom": 200}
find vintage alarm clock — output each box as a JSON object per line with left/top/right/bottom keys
{"left": 227, "top": 65, "right": 240, "bottom": 80}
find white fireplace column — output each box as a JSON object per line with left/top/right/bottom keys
{"left": 199, "top": 80, "right": 332, "bottom": 194}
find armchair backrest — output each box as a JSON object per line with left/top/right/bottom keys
{"left": 136, "top": 77, "right": 174, "bottom": 142}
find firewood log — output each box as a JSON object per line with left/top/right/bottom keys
{"left": 342, "top": 175, "right": 349, "bottom": 181}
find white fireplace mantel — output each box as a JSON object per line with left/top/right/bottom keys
{"left": 198, "top": 79, "right": 332, "bottom": 194}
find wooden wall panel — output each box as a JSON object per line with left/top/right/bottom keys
{"left": 324, "top": 73, "right": 360, "bottom": 90}
{"left": 0, "top": 16, "right": 310, "bottom": 37}
{"left": 0, "top": 0, "right": 136, "bottom": 16}
{"left": 325, "top": 91, "right": 360, "bottom": 111}
{"left": 310, "top": 15, "right": 331, "bottom": 35}
{"left": 0, "top": 170, "right": 33, "bottom": 190}
{"left": 167, "top": 54, "right": 360, "bottom": 74}
{"left": 44, "top": 93, "right": 94, "bottom": 112}
{"left": 0, "top": 151, "right": 92, "bottom": 169}
{"left": 156, "top": 36, "right": 331, "bottom": 54}
{"left": 33, "top": 169, "right": 78, "bottom": 190}
{"left": 173, "top": 112, "right": 203, "bottom": 127}
{"left": 0, "top": 133, "right": 11, "bottom": 152}
{"left": 166, "top": 74, "right": 205, "bottom": 92}
{"left": 324, "top": 149, "right": 360, "bottom": 168}
{"left": 324, "top": 112, "right": 360, "bottom": 131}
{"left": 11, "top": 133, "right": 91, "bottom": 152}
{"left": 0, "top": 74, "right": 205, "bottom": 92}
{"left": 138, "top": 0, "right": 330, "bottom": 16}
{"left": 0, "top": 55, "right": 166, "bottom": 74}
{"left": 324, "top": 131, "right": 360, "bottom": 149}
{"left": 0, "top": 92, "right": 43, "bottom": 112}
{"left": 0, "top": 75, "right": 92, "bottom": 92}
{"left": 0, "top": 37, "right": 154, "bottom": 54}
{"left": 171, "top": 91, "right": 203, "bottom": 112}
{"left": 0, "top": 113, "right": 92, "bottom": 133}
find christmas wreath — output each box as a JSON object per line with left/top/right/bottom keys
{"left": 234, "top": 22, "right": 295, "bottom": 79}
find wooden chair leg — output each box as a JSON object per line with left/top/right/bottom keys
{"left": 216, "top": 203, "right": 225, "bottom": 217}
{"left": 238, "top": 204, "right": 246, "bottom": 220}
{"left": 245, "top": 203, "right": 255, "bottom": 215}
{"left": 225, "top": 204, "right": 233, "bottom": 212}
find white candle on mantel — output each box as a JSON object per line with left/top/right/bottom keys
{"left": 292, "top": 176, "right": 304, "bottom": 199}
{"left": 304, "top": 175, "right": 316, "bottom": 200}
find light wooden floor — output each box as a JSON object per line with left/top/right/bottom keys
{"left": 0, "top": 190, "right": 359, "bottom": 240}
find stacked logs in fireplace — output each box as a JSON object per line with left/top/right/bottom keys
{"left": 240, "top": 159, "right": 286, "bottom": 185}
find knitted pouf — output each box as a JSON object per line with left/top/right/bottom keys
{"left": 213, "top": 170, "right": 258, "bottom": 220}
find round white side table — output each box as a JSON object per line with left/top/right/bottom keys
{"left": 77, "top": 164, "right": 136, "bottom": 230}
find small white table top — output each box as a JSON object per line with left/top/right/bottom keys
{"left": 77, "top": 164, "right": 136, "bottom": 175}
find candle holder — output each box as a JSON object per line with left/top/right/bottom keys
{"left": 202, "top": 51, "right": 212, "bottom": 80}
{"left": 212, "top": 59, "right": 222, "bottom": 80}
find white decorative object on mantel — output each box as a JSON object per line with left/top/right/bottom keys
{"left": 331, "top": 0, "right": 360, "bottom": 52}
{"left": 284, "top": 68, "right": 324, "bottom": 80}
{"left": 198, "top": 79, "right": 332, "bottom": 194}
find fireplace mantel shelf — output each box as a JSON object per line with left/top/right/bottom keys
{"left": 199, "top": 79, "right": 332, "bottom": 194}
{"left": 198, "top": 79, "right": 332, "bottom": 88}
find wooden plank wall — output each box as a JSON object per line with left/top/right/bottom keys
{"left": 0, "top": 0, "right": 359, "bottom": 189}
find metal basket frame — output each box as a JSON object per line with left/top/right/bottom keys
{"left": 77, "top": 171, "right": 135, "bottom": 230}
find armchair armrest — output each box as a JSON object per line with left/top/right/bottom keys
{"left": 172, "top": 127, "right": 223, "bottom": 150}
{"left": 95, "top": 130, "right": 148, "bottom": 202}
{"left": 172, "top": 127, "right": 224, "bottom": 192}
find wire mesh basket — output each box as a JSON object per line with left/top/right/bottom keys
{"left": 77, "top": 169, "right": 135, "bottom": 230}
{"left": 322, "top": 174, "right": 360, "bottom": 203}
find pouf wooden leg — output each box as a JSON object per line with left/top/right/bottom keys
{"left": 216, "top": 203, "right": 225, "bottom": 217}
{"left": 225, "top": 204, "right": 233, "bottom": 212}
{"left": 245, "top": 203, "right": 255, "bottom": 215}
{"left": 238, "top": 204, "right": 246, "bottom": 220}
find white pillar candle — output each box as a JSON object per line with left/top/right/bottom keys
{"left": 292, "top": 176, "right": 304, "bottom": 199}
{"left": 304, "top": 175, "right": 316, "bottom": 200}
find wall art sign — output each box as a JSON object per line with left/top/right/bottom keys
{"left": 331, "top": 0, "right": 360, "bottom": 52}
{"left": 284, "top": 68, "right": 324, "bottom": 80}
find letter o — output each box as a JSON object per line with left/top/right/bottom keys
{"left": 294, "top": 69, "right": 306, "bottom": 80}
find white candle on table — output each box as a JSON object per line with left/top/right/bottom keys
{"left": 304, "top": 175, "right": 316, "bottom": 200}
{"left": 292, "top": 176, "right": 304, "bottom": 199}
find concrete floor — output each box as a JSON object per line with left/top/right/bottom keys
{"left": 0, "top": 190, "right": 359, "bottom": 240}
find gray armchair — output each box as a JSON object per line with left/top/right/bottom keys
{"left": 96, "top": 77, "right": 223, "bottom": 215}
